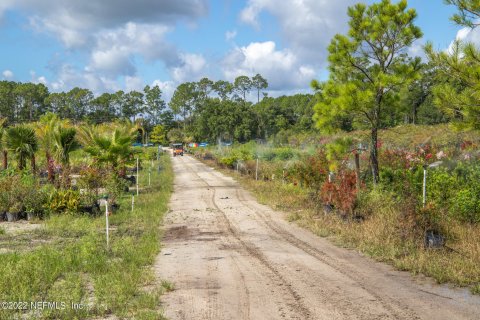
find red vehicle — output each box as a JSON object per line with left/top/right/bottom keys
{"left": 172, "top": 143, "right": 184, "bottom": 157}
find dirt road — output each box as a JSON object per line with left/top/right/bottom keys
{"left": 155, "top": 155, "right": 480, "bottom": 320}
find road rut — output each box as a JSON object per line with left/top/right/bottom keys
{"left": 155, "top": 155, "right": 480, "bottom": 320}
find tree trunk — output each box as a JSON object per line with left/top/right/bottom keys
{"left": 370, "top": 127, "right": 380, "bottom": 185}
{"left": 47, "top": 152, "right": 55, "bottom": 182}
{"left": 19, "top": 154, "right": 25, "bottom": 171}
{"left": 31, "top": 154, "right": 36, "bottom": 173}
{"left": 2, "top": 150, "right": 7, "bottom": 170}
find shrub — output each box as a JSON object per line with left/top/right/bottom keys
{"left": 24, "top": 182, "right": 50, "bottom": 218}
{"left": 451, "top": 189, "right": 480, "bottom": 223}
{"left": 320, "top": 170, "right": 359, "bottom": 216}
{"left": 45, "top": 189, "right": 80, "bottom": 214}
{"left": 219, "top": 156, "right": 237, "bottom": 168}
{"left": 104, "top": 173, "right": 129, "bottom": 205}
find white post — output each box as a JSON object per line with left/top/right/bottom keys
{"left": 105, "top": 203, "right": 109, "bottom": 249}
{"left": 136, "top": 157, "right": 139, "bottom": 196}
{"left": 423, "top": 166, "right": 427, "bottom": 208}
{"left": 148, "top": 171, "right": 151, "bottom": 186}
{"left": 131, "top": 195, "right": 134, "bottom": 212}
{"left": 255, "top": 158, "right": 259, "bottom": 181}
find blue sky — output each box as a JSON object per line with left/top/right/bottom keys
{"left": 0, "top": 0, "right": 464, "bottom": 100}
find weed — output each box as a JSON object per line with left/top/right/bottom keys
{"left": 161, "top": 280, "right": 175, "bottom": 292}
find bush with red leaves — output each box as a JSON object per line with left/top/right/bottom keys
{"left": 320, "top": 170, "right": 359, "bottom": 215}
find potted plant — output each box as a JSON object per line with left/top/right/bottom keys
{"left": 7, "top": 201, "right": 22, "bottom": 222}
{"left": 104, "top": 174, "right": 128, "bottom": 212}
{"left": 24, "top": 185, "right": 48, "bottom": 221}
{"left": 79, "top": 191, "right": 100, "bottom": 215}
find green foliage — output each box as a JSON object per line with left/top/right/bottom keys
{"left": 104, "top": 173, "right": 129, "bottom": 205}
{"left": 445, "top": 0, "right": 480, "bottom": 28}
{"left": 325, "top": 137, "right": 353, "bottom": 171}
{"left": 150, "top": 124, "right": 168, "bottom": 145}
{"left": 6, "top": 125, "right": 38, "bottom": 170}
{"left": 314, "top": 0, "right": 422, "bottom": 183}
{"left": 46, "top": 189, "right": 80, "bottom": 214}
{"left": 429, "top": 163, "right": 480, "bottom": 223}
{"left": 426, "top": 40, "right": 480, "bottom": 131}
{"left": 167, "top": 127, "right": 185, "bottom": 143}
{"left": 81, "top": 123, "right": 136, "bottom": 173}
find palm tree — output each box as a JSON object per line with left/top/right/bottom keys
{"left": 52, "top": 126, "right": 81, "bottom": 168}
{"left": 51, "top": 126, "right": 81, "bottom": 187}
{"left": 35, "top": 113, "right": 59, "bottom": 182}
{"left": 82, "top": 123, "right": 136, "bottom": 176}
{"left": 6, "top": 126, "right": 38, "bottom": 171}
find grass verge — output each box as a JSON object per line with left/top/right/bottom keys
{"left": 0, "top": 153, "right": 173, "bottom": 320}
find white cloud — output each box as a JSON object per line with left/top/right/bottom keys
{"left": 125, "top": 76, "right": 144, "bottom": 92}
{"left": 50, "top": 64, "right": 120, "bottom": 94}
{"left": 239, "top": 0, "right": 356, "bottom": 64}
{"left": 171, "top": 53, "right": 207, "bottom": 83}
{"left": 221, "top": 41, "right": 315, "bottom": 90}
{"left": 152, "top": 79, "right": 176, "bottom": 101}
{"left": 2, "top": 70, "right": 14, "bottom": 79}
{"left": 3, "top": 0, "right": 208, "bottom": 48}
{"left": 446, "top": 27, "right": 480, "bottom": 54}
{"left": 85, "top": 22, "right": 176, "bottom": 77}
{"left": 225, "top": 30, "right": 237, "bottom": 41}
{"left": 407, "top": 40, "right": 427, "bottom": 61}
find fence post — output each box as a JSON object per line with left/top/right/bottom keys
{"left": 255, "top": 158, "right": 259, "bottom": 181}
{"left": 423, "top": 165, "right": 427, "bottom": 208}
{"left": 136, "top": 157, "right": 139, "bottom": 196}
{"left": 105, "top": 203, "right": 109, "bottom": 250}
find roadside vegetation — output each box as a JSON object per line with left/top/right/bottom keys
{"left": 0, "top": 116, "right": 173, "bottom": 319}
{"left": 191, "top": 124, "right": 480, "bottom": 294}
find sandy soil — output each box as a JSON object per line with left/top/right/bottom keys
{"left": 155, "top": 154, "right": 480, "bottom": 320}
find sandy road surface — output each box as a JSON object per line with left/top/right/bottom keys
{"left": 155, "top": 155, "right": 480, "bottom": 320}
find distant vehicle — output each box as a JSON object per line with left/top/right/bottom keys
{"left": 172, "top": 143, "right": 184, "bottom": 157}
{"left": 199, "top": 142, "right": 209, "bottom": 147}
{"left": 132, "top": 142, "right": 143, "bottom": 147}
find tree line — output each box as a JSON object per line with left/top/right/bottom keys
{"left": 0, "top": 82, "right": 171, "bottom": 129}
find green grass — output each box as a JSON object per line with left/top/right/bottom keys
{"left": 0, "top": 227, "right": 4, "bottom": 235}
{"left": 0, "top": 153, "right": 173, "bottom": 319}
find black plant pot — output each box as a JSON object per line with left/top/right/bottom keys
{"left": 323, "top": 204, "right": 334, "bottom": 215}
{"left": 80, "top": 203, "right": 101, "bottom": 215}
{"left": 0, "top": 212, "right": 5, "bottom": 222}
{"left": 6, "top": 212, "right": 19, "bottom": 222}
{"left": 425, "top": 230, "right": 445, "bottom": 249}
{"left": 110, "top": 203, "right": 120, "bottom": 213}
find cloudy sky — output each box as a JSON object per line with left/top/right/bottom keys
{"left": 0, "top": 0, "right": 464, "bottom": 100}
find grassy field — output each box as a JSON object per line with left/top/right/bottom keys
{"left": 0, "top": 152, "right": 173, "bottom": 320}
